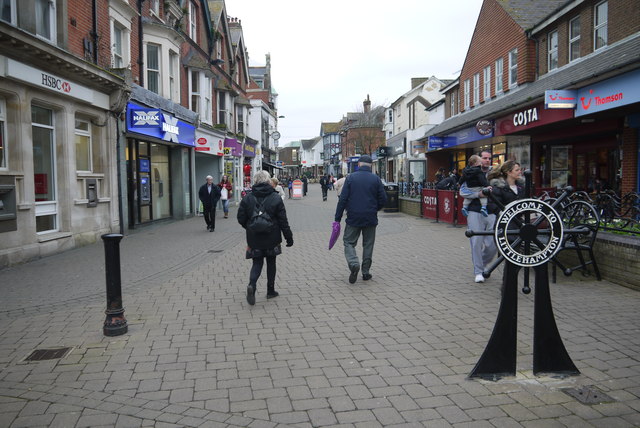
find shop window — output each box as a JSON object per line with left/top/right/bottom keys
{"left": 454, "top": 151, "right": 466, "bottom": 175}
{"left": 75, "top": 119, "right": 92, "bottom": 172}
{"left": 594, "top": 1, "right": 608, "bottom": 50}
{"left": 495, "top": 57, "right": 503, "bottom": 94}
{"left": 548, "top": 30, "right": 558, "bottom": 71}
{"left": 1, "top": 0, "right": 56, "bottom": 43}
{"left": 508, "top": 49, "right": 518, "bottom": 89}
{"left": 492, "top": 142, "right": 506, "bottom": 167}
{"left": 146, "top": 44, "right": 160, "bottom": 94}
{"left": 483, "top": 66, "right": 491, "bottom": 101}
{"left": 473, "top": 73, "right": 480, "bottom": 106}
{"left": 569, "top": 16, "right": 581, "bottom": 61}
{"left": 32, "top": 105, "right": 57, "bottom": 233}
{"left": 0, "top": 98, "right": 6, "bottom": 169}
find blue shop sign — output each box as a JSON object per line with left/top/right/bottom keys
{"left": 428, "top": 123, "right": 493, "bottom": 151}
{"left": 139, "top": 159, "right": 150, "bottom": 172}
{"left": 576, "top": 69, "right": 640, "bottom": 117}
{"left": 126, "top": 102, "right": 195, "bottom": 146}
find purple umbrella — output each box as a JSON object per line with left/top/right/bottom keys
{"left": 328, "top": 221, "right": 341, "bottom": 250}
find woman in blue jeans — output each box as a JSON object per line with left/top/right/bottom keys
{"left": 218, "top": 175, "right": 233, "bottom": 218}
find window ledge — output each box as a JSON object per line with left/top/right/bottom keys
{"left": 37, "top": 231, "right": 72, "bottom": 243}
{"left": 17, "top": 203, "right": 32, "bottom": 211}
{"left": 74, "top": 198, "right": 110, "bottom": 205}
{"left": 77, "top": 172, "right": 105, "bottom": 178}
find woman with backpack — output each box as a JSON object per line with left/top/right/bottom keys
{"left": 237, "top": 170, "right": 294, "bottom": 305}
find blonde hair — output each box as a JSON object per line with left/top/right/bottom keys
{"left": 467, "top": 155, "right": 481, "bottom": 167}
{"left": 270, "top": 177, "right": 279, "bottom": 186}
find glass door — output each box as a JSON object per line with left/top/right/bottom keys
{"left": 32, "top": 105, "right": 57, "bottom": 233}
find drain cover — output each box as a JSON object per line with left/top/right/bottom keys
{"left": 562, "top": 386, "right": 615, "bottom": 404}
{"left": 24, "top": 347, "right": 72, "bottom": 362}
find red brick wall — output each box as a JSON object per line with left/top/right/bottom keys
{"left": 66, "top": 0, "right": 112, "bottom": 69}
{"left": 621, "top": 127, "right": 638, "bottom": 194}
{"left": 459, "top": 0, "right": 534, "bottom": 111}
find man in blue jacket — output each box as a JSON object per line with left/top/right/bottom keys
{"left": 335, "top": 155, "right": 387, "bottom": 283}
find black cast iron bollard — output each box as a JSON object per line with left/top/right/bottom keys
{"left": 102, "top": 233, "right": 128, "bottom": 336}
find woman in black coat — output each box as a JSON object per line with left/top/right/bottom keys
{"left": 237, "top": 171, "right": 293, "bottom": 305}
{"left": 488, "top": 160, "right": 525, "bottom": 209}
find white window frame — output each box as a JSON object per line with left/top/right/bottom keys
{"left": 594, "top": 1, "right": 608, "bottom": 50}
{"left": 495, "top": 57, "right": 503, "bottom": 94}
{"left": 473, "top": 73, "right": 480, "bottom": 106}
{"left": 74, "top": 119, "right": 92, "bottom": 173}
{"left": 236, "top": 105, "right": 244, "bottom": 135}
{"left": 569, "top": 16, "right": 581, "bottom": 62}
{"left": 150, "top": 0, "right": 159, "bottom": 17}
{"left": 450, "top": 91, "right": 456, "bottom": 117}
{"left": 169, "top": 51, "right": 178, "bottom": 102}
{"left": 203, "top": 76, "right": 212, "bottom": 124}
{"left": 112, "top": 22, "right": 124, "bottom": 68}
{"left": 217, "top": 91, "right": 228, "bottom": 126}
{"left": 109, "top": 1, "right": 134, "bottom": 69}
{"left": 2, "top": 0, "right": 56, "bottom": 43}
{"left": 483, "top": 66, "right": 491, "bottom": 100}
{"left": 146, "top": 43, "right": 161, "bottom": 94}
{"left": 188, "top": 0, "right": 197, "bottom": 41}
{"left": 548, "top": 30, "right": 558, "bottom": 71}
{"left": 32, "top": 105, "right": 58, "bottom": 234}
{"left": 463, "top": 79, "right": 470, "bottom": 110}
{"left": 0, "top": 98, "right": 7, "bottom": 170}
{"left": 508, "top": 49, "right": 518, "bottom": 89}
{"left": 189, "top": 69, "right": 200, "bottom": 114}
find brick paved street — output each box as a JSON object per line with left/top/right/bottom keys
{"left": 0, "top": 183, "right": 639, "bottom": 427}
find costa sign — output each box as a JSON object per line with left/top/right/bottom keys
{"left": 495, "top": 102, "right": 573, "bottom": 136}
{"left": 494, "top": 199, "right": 563, "bottom": 267}
{"left": 513, "top": 107, "right": 539, "bottom": 127}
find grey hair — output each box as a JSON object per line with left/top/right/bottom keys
{"left": 206, "top": 175, "right": 213, "bottom": 180}
{"left": 253, "top": 170, "right": 271, "bottom": 185}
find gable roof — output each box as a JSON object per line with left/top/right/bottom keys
{"left": 497, "top": 0, "right": 572, "bottom": 30}
{"left": 301, "top": 137, "right": 321, "bottom": 150}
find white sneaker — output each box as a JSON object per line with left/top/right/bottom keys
{"left": 475, "top": 274, "right": 485, "bottom": 283}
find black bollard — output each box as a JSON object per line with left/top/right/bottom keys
{"left": 102, "top": 233, "right": 128, "bottom": 336}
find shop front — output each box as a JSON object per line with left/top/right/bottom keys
{"left": 125, "top": 102, "right": 196, "bottom": 227}
{"left": 223, "top": 138, "right": 242, "bottom": 200}
{"left": 386, "top": 131, "right": 406, "bottom": 183}
{"left": 194, "top": 127, "right": 224, "bottom": 199}
{"left": 242, "top": 139, "right": 257, "bottom": 194}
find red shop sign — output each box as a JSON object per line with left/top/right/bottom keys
{"left": 422, "top": 188, "right": 438, "bottom": 220}
{"left": 438, "top": 190, "right": 455, "bottom": 224}
{"left": 495, "top": 102, "right": 573, "bottom": 136}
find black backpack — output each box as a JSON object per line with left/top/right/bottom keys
{"left": 247, "top": 195, "right": 275, "bottom": 234}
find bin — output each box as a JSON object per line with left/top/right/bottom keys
{"left": 384, "top": 183, "right": 399, "bottom": 213}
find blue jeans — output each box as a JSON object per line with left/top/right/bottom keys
{"left": 221, "top": 199, "right": 229, "bottom": 214}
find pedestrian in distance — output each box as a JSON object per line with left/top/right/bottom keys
{"left": 459, "top": 155, "right": 490, "bottom": 217}
{"left": 334, "top": 155, "right": 387, "bottom": 284}
{"left": 435, "top": 167, "right": 446, "bottom": 184}
{"left": 462, "top": 150, "right": 497, "bottom": 283}
{"left": 335, "top": 173, "right": 346, "bottom": 199}
{"left": 287, "top": 177, "right": 293, "bottom": 199}
{"left": 237, "top": 170, "right": 294, "bottom": 305}
{"left": 218, "top": 175, "right": 233, "bottom": 218}
{"left": 271, "top": 177, "right": 286, "bottom": 202}
{"left": 198, "top": 175, "right": 221, "bottom": 232}
{"left": 319, "top": 175, "right": 329, "bottom": 201}
{"left": 302, "top": 175, "right": 308, "bottom": 196}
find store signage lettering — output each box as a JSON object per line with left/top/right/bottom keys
{"left": 475, "top": 120, "right": 493, "bottom": 136}
{"left": 576, "top": 69, "right": 640, "bottom": 117}
{"left": 513, "top": 108, "right": 538, "bottom": 127}
{"left": 126, "top": 102, "right": 195, "bottom": 146}
{"left": 423, "top": 195, "right": 437, "bottom": 205}
{"left": 41, "top": 74, "right": 71, "bottom": 93}
{"left": 545, "top": 90, "right": 577, "bottom": 109}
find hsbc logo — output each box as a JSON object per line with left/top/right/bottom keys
{"left": 41, "top": 73, "right": 71, "bottom": 93}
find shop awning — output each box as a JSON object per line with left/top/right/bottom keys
{"left": 262, "top": 161, "right": 283, "bottom": 170}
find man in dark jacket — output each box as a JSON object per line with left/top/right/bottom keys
{"left": 198, "top": 175, "right": 221, "bottom": 232}
{"left": 334, "top": 155, "right": 387, "bottom": 283}
{"left": 237, "top": 171, "right": 293, "bottom": 305}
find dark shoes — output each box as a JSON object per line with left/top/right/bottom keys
{"left": 362, "top": 273, "right": 372, "bottom": 281}
{"left": 246, "top": 285, "right": 256, "bottom": 305}
{"left": 349, "top": 265, "right": 360, "bottom": 284}
{"left": 207, "top": 226, "right": 214, "bottom": 232}
{"left": 267, "top": 290, "right": 279, "bottom": 299}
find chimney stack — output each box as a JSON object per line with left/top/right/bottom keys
{"left": 363, "top": 94, "right": 371, "bottom": 113}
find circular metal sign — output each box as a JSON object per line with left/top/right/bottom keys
{"left": 494, "top": 198, "right": 564, "bottom": 267}
{"left": 271, "top": 131, "right": 281, "bottom": 140}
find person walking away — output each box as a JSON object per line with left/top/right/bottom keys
{"left": 302, "top": 176, "right": 308, "bottom": 196}
{"left": 218, "top": 175, "right": 233, "bottom": 218}
{"left": 198, "top": 175, "right": 221, "bottom": 232}
{"left": 319, "top": 175, "right": 328, "bottom": 201}
{"left": 271, "top": 177, "right": 286, "bottom": 201}
{"left": 461, "top": 151, "right": 496, "bottom": 283}
{"left": 237, "top": 171, "right": 293, "bottom": 305}
{"left": 334, "top": 155, "right": 387, "bottom": 283}
{"left": 335, "top": 173, "right": 346, "bottom": 199}
{"left": 459, "top": 155, "right": 490, "bottom": 217}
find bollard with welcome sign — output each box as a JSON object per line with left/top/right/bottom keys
{"left": 421, "top": 188, "right": 438, "bottom": 220}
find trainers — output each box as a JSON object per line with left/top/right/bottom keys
{"left": 349, "top": 265, "right": 360, "bottom": 284}
{"left": 475, "top": 274, "right": 485, "bottom": 283}
{"left": 480, "top": 206, "right": 488, "bottom": 217}
{"left": 246, "top": 285, "right": 256, "bottom": 305}
{"left": 461, "top": 207, "right": 469, "bottom": 217}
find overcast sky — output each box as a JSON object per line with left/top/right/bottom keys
{"left": 226, "top": 0, "right": 484, "bottom": 145}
